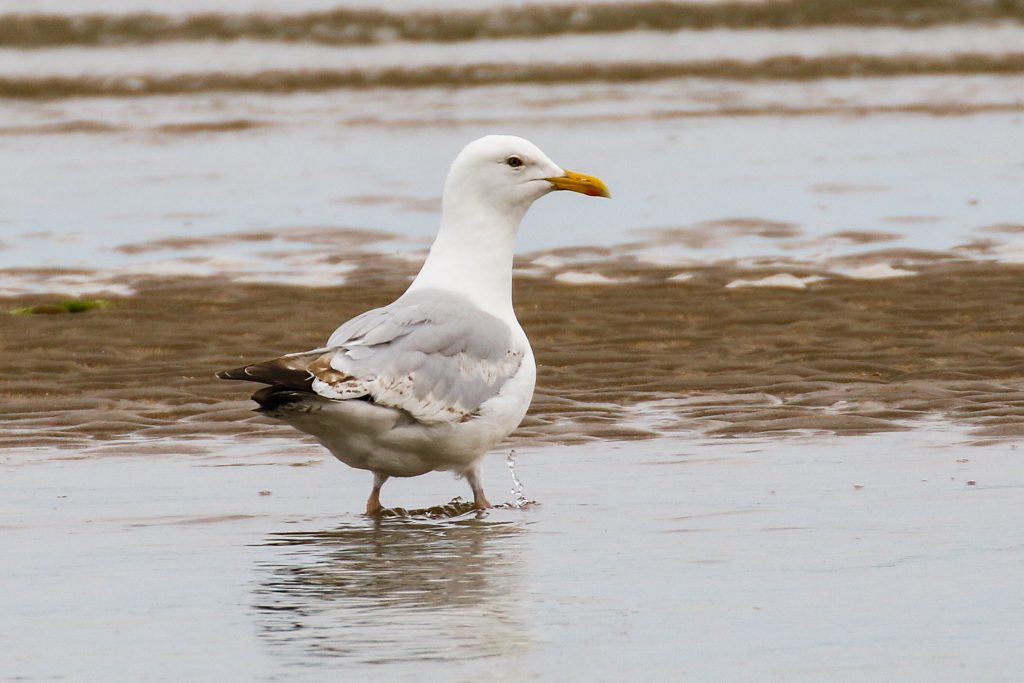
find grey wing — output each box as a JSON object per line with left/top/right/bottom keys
{"left": 313, "top": 291, "right": 525, "bottom": 423}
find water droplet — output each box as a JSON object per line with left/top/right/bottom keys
{"left": 506, "top": 449, "right": 528, "bottom": 509}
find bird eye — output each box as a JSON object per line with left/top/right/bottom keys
{"left": 506, "top": 156, "right": 524, "bottom": 168}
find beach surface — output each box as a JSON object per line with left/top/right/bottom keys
{"left": 3, "top": 1, "right": 1024, "bottom": 679}
{"left": 4, "top": 428, "right": 1022, "bottom": 681}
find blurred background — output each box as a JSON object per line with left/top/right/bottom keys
{"left": 1, "top": 0, "right": 1023, "bottom": 291}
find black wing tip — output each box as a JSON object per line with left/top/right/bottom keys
{"left": 252, "top": 385, "right": 310, "bottom": 411}
{"left": 216, "top": 357, "right": 316, "bottom": 390}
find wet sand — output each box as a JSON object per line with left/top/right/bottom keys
{"left": 3, "top": 430, "right": 1021, "bottom": 680}
{"left": 3, "top": 259, "right": 1024, "bottom": 452}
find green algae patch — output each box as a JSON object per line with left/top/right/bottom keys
{"left": 11, "top": 299, "right": 113, "bottom": 315}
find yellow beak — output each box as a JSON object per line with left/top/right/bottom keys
{"left": 546, "top": 170, "right": 611, "bottom": 198}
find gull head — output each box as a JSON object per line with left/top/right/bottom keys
{"left": 443, "top": 135, "right": 610, "bottom": 219}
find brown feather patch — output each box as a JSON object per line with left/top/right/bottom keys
{"left": 306, "top": 352, "right": 351, "bottom": 385}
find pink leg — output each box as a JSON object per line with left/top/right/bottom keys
{"left": 365, "top": 472, "right": 388, "bottom": 515}
{"left": 465, "top": 464, "right": 491, "bottom": 510}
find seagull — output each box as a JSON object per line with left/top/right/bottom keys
{"left": 217, "top": 135, "right": 609, "bottom": 514}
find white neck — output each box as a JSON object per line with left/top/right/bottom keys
{"left": 405, "top": 192, "right": 528, "bottom": 322}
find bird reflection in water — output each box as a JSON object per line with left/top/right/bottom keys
{"left": 253, "top": 514, "right": 530, "bottom": 665}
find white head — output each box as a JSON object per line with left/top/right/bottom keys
{"left": 442, "top": 135, "right": 610, "bottom": 223}
{"left": 408, "top": 134, "right": 609, "bottom": 316}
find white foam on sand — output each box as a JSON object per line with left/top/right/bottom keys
{"left": 532, "top": 255, "right": 567, "bottom": 269}
{"left": 554, "top": 271, "right": 620, "bottom": 285}
{"left": 233, "top": 270, "right": 348, "bottom": 287}
{"left": 512, "top": 268, "right": 547, "bottom": 279}
{"left": 0, "top": 272, "right": 137, "bottom": 298}
{"left": 725, "top": 273, "right": 825, "bottom": 289}
{"left": 995, "top": 241, "right": 1024, "bottom": 264}
{"left": 0, "top": 253, "right": 360, "bottom": 297}
{"left": 843, "top": 264, "right": 918, "bottom": 279}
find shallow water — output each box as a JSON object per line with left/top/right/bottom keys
{"left": 4, "top": 112, "right": 1023, "bottom": 275}
{"left": 2, "top": 0, "right": 1024, "bottom": 276}
{"left": 3, "top": 430, "right": 1022, "bottom": 680}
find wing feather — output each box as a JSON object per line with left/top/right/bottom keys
{"left": 219, "top": 289, "right": 525, "bottom": 424}
{"left": 314, "top": 290, "right": 524, "bottom": 422}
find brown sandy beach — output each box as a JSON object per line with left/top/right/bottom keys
{"left": 4, "top": 258, "right": 1024, "bottom": 452}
